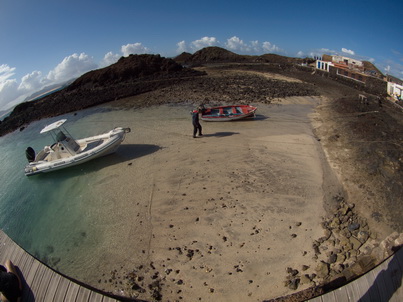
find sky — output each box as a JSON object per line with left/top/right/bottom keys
{"left": 1, "top": 0, "right": 402, "bottom": 111}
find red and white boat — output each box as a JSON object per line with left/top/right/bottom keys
{"left": 200, "top": 105, "right": 257, "bottom": 122}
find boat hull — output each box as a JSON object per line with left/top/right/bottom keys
{"left": 24, "top": 127, "right": 130, "bottom": 176}
{"left": 201, "top": 105, "right": 257, "bottom": 122}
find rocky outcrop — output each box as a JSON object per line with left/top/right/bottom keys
{"left": 0, "top": 54, "right": 205, "bottom": 136}
{"left": 274, "top": 196, "right": 403, "bottom": 301}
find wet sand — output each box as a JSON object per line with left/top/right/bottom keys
{"left": 70, "top": 96, "right": 343, "bottom": 301}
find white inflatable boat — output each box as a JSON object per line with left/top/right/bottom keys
{"left": 24, "top": 119, "right": 131, "bottom": 176}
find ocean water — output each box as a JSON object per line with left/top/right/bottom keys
{"left": 0, "top": 103, "right": 197, "bottom": 281}
{"left": 0, "top": 106, "right": 134, "bottom": 266}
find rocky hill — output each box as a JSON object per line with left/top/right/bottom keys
{"left": 174, "top": 46, "right": 312, "bottom": 66}
{"left": 0, "top": 54, "right": 204, "bottom": 136}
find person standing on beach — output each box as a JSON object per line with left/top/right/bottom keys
{"left": 192, "top": 107, "right": 203, "bottom": 138}
{"left": 0, "top": 260, "right": 22, "bottom": 302}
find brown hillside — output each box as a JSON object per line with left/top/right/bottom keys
{"left": 0, "top": 54, "right": 204, "bottom": 136}
{"left": 69, "top": 54, "right": 185, "bottom": 88}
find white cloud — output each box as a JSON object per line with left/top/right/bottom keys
{"left": 191, "top": 37, "right": 219, "bottom": 51}
{"left": 121, "top": 43, "right": 150, "bottom": 56}
{"left": 225, "top": 36, "right": 250, "bottom": 52}
{"left": 297, "top": 51, "right": 305, "bottom": 57}
{"left": 0, "top": 78, "right": 19, "bottom": 110}
{"left": 0, "top": 64, "right": 16, "bottom": 83}
{"left": 176, "top": 36, "right": 282, "bottom": 55}
{"left": 176, "top": 40, "right": 188, "bottom": 53}
{"left": 46, "top": 53, "right": 97, "bottom": 83}
{"left": 262, "top": 41, "right": 280, "bottom": 53}
{"left": 101, "top": 51, "right": 121, "bottom": 67}
{"left": 0, "top": 53, "right": 98, "bottom": 111}
{"left": 342, "top": 48, "right": 355, "bottom": 55}
{"left": 18, "top": 71, "right": 44, "bottom": 91}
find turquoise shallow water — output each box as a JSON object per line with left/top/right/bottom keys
{"left": 0, "top": 106, "right": 134, "bottom": 268}
{"left": 0, "top": 103, "right": 195, "bottom": 283}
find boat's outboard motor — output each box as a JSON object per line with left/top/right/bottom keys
{"left": 25, "top": 147, "right": 36, "bottom": 163}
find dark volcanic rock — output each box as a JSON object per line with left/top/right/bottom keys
{"left": 0, "top": 54, "right": 204, "bottom": 136}
{"left": 173, "top": 46, "right": 310, "bottom": 66}
{"left": 70, "top": 54, "right": 185, "bottom": 88}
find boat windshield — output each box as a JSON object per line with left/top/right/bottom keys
{"left": 56, "top": 130, "right": 67, "bottom": 142}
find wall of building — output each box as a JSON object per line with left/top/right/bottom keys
{"left": 316, "top": 60, "right": 332, "bottom": 72}
{"left": 387, "top": 82, "right": 403, "bottom": 100}
{"left": 332, "top": 55, "right": 363, "bottom": 67}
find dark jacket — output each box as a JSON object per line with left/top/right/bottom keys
{"left": 192, "top": 110, "right": 200, "bottom": 125}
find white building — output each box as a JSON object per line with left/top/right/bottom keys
{"left": 332, "top": 55, "right": 363, "bottom": 68}
{"left": 387, "top": 82, "right": 403, "bottom": 100}
{"left": 316, "top": 60, "right": 333, "bottom": 72}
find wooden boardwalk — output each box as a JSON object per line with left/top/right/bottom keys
{"left": 0, "top": 230, "right": 123, "bottom": 302}
{"left": 1, "top": 229, "right": 402, "bottom": 302}
{"left": 308, "top": 246, "right": 403, "bottom": 302}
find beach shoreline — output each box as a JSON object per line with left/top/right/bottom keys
{"left": 5, "top": 64, "right": 401, "bottom": 301}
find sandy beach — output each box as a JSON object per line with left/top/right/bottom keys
{"left": 1, "top": 52, "right": 401, "bottom": 302}
{"left": 59, "top": 96, "right": 345, "bottom": 301}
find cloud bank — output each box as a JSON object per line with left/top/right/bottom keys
{"left": 1, "top": 37, "right": 402, "bottom": 112}
{"left": 176, "top": 36, "right": 281, "bottom": 55}
{"left": 0, "top": 43, "right": 151, "bottom": 111}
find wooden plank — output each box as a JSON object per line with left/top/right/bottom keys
{"left": 10, "top": 244, "right": 25, "bottom": 264}
{"left": 64, "top": 282, "right": 80, "bottom": 302}
{"left": 101, "top": 296, "right": 119, "bottom": 302}
{"left": 371, "top": 262, "right": 395, "bottom": 301}
{"left": 75, "top": 285, "right": 91, "bottom": 302}
{"left": 307, "top": 296, "right": 322, "bottom": 302}
{"left": 344, "top": 281, "right": 362, "bottom": 301}
{"left": 34, "top": 265, "right": 54, "bottom": 301}
{"left": 332, "top": 287, "right": 348, "bottom": 301}
{"left": 0, "top": 230, "right": 120, "bottom": 302}
{"left": 43, "top": 272, "right": 62, "bottom": 302}
{"left": 52, "top": 277, "right": 70, "bottom": 302}
{"left": 1, "top": 236, "right": 16, "bottom": 261}
{"left": 386, "top": 254, "right": 402, "bottom": 294}
{"left": 89, "top": 291, "right": 108, "bottom": 302}
{"left": 354, "top": 270, "right": 376, "bottom": 302}
{"left": 24, "top": 259, "right": 40, "bottom": 285}
{"left": 395, "top": 247, "right": 403, "bottom": 271}
{"left": 29, "top": 262, "right": 48, "bottom": 297}
{"left": 19, "top": 252, "right": 35, "bottom": 276}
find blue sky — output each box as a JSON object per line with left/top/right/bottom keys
{"left": 1, "top": 0, "right": 402, "bottom": 111}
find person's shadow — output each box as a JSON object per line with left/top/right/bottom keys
{"left": 202, "top": 132, "right": 239, "bottom": 137}
{"left": 15, "top": 266, "right": 34, "bottom": 301}
{"left": 359, "top": 245, "right": 403, "bottom": 301}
